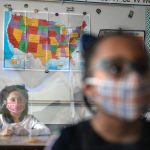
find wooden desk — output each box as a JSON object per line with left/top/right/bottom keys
{"left": 0, "top": 135, "right": 56, "bottom": 150}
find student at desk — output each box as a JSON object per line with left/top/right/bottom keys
{"left": 0, "top": 85, "right": 50, "bottom": 136}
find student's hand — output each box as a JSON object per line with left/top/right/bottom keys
{"left": 14, "top": 125, "right": 29, "bottom": 136}
{"left": 0, "top": 126, "right": 15, "bottom": 136}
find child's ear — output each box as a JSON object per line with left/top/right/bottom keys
{"left": 83, "top": 84, "right": 95, "bottom": 97}
{"left": 81, "top": 34, "right": 98, "bottom": 53}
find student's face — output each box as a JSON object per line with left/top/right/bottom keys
{"left": 5, "top": 91, "right": 26, "bottom": 116}
{"left": 84, "top": 36, "right": 150, "bottom": 121}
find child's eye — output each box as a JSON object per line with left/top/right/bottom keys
{"left": 109, "top": 64, "right": 123, "bottom": 75}
{"left": 108, "top": 63, "right": 127, "bottom": 78}
{"left": 18, "top": 99, "right": 23, "bottom": 102}
{"left": 10, "top": 98, "right": 15, "bottom": 102}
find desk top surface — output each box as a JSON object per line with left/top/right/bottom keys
{"left": 0, "top": 134, "right": 58, "bottom": 146}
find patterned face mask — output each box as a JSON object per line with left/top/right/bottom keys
{"left": 6, "top": 102, "right": 25, "bottom": 115}
{"left": 5, "top": 91, "right": 26, "bottom": 115}
{"left": 6, "top": 103, "right": 25, "bottom": 114}
{"left": 85, "top": 74, "right": 150, "bottom": 121}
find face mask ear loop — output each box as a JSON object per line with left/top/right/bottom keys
{"left": 1, "top": 103, "right": 5, "bottom": 108}
{"left": 83, "top": 95, "right": 96, "bottom": 114}
{"left": 2, "top": 100, "right": 7, "bottom": 108}
{"left": 0, "top": 102, "right": 6, "bottom": 113}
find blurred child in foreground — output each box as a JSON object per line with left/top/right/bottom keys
{"left": 50, "top": 32, "right": 150, "bottom": 150}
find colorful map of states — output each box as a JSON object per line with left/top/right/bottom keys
{"left": 7, "top": 14, "right": 87, "bottom": 65}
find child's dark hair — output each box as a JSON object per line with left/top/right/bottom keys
{"left": 0, "top": 85, "right": 28, "bottom": 123}
{"left": 81, "top": 31, "right": 149, "bottom": 113}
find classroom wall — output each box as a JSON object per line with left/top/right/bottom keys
{"left": 0, "top": 1, "right": 146, "bottom": 34}
{"left": 0, "top": 0, "right": 147, "bottom": 124}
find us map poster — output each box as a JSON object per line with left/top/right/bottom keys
{"left": 4, "top": 11, "right": 90, "bottom": 71}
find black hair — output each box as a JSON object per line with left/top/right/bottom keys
{"left": 81, "top": 31, "right": 149, "bottom": 113}
{"left": 0, "top": 85, "right": 28, "bottom": 123}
